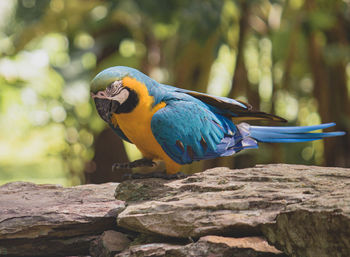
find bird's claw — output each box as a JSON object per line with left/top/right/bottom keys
{"left": 112, "top": 158, "right": 156, "bottom": 171}
{"left": 122, "top": 171, "right": 188, "bottom": 180}
{"left": 112, "top": 163, "right": 129, "bottom": 170}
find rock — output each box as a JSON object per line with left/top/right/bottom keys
{"left": 262, "top": 210, "right": 350, "bottom": 257}
{"left": 116, "top": 236, "right": 285, "bottom": 257}
{"left": 90, "top": 230, "right": 131, "bottom": 257}
{"left": 0, "top": 182, "right": 124, "bottom": 256}
{"left": 115, "top": 243, "right": 183, "bottom": 257}
{"left": 184, "top": 236, "right": 285, "bottom": 257}
{"left": 116, "top": 164, "right": 350, "bottom": 256}
{"left": 1, "top": 164, "right": 349, "bottom": 257}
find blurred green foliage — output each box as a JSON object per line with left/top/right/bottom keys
{"left": 0, "top": 0, "right": 349, "bottom": 186}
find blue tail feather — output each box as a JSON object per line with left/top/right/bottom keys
{"left": 248, "top": 123, "right": 345, "bottom": 143}
{"left": 250, "top": 122, "right": 336, "bottom": 133}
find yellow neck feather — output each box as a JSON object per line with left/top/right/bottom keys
{"left": 110, "top": 76, "right": 181, "bottom": 174}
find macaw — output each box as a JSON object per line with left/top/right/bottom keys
{"left": 90, "top": 66, "right": 345, "bottom": 177}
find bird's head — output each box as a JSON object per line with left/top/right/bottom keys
{"left": 90, "top": 66, "right": 141, "bottom": 122}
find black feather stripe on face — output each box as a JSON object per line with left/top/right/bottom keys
{"left": 115, "top": 88, "right": 139, "bottom": 114}
{"left": 92, "top": 81, "right": 139, "bottom": 122}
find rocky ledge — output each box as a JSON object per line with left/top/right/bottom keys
{"left": 0, "top": 164, "right": 349, "bottom": 257}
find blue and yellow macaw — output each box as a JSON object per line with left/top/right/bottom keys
{"left": 90, "top": 66, "right": 345, "bottom": 177}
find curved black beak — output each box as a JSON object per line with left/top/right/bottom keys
{"left": 94, "top": 98, "right": 120, "bottom": 123}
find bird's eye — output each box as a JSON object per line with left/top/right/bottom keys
{"left": 97, "top": 91, "right": 106, "bottom": 97}
{"left": 91, "top": 91, "right": 108, "bottom": 99}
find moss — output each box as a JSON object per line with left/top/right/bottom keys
{"left": 114, "top": 179, "right": 177, "bottom": 202}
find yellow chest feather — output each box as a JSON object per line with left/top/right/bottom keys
{"left": 111, "top": 101, "right": 165, "bottom": 159}
{"left": 110, "top": 77, "right": 181, "bottom": 174}
{"left": 110, "top": 77, "right": 165, "bottom": 159}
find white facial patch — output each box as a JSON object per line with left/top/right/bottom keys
{"left": 91, "top": 80, "right": 129, "bottom": 105}
{"left": 111, "top": 88, "right": 129, "bottom": 105}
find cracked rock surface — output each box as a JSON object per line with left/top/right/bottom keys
{"left": 0, "top": 164, "right": 349, "bottom": 257}
{"left": 116, "top": 164, "right": 350, "bottom": 257}
{"left": 0, "top": 182, "right": 124, "bottom": 256}
{"left": 116, "top": 236, "right": 285, "bottom": 257}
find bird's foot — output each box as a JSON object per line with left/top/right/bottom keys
{"left": 123, "top": 171, "right": 188, "bottom": 180}
{"left": 112, "top": 158, "right": 156, "bottom": 171}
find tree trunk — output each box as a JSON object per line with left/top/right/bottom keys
{"left": 305, "top": 0, "right": 350, "bottom": 167}
{"left": 227, "top": 0, "right": 258, "bottom": 169}
{"left": 228, "top": 0, "right": 250, "bottom": 101}
{"left": 85, "top": 128, "right": 129, "bottom": 183}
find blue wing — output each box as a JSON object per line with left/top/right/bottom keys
{"left": 150, "top": 96, "right": 258, "bottom": 165}
{"left": 158, "top": 83, "right": 286, "bottom": 122}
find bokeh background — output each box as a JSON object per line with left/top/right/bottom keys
{"left": 0, "top": 0, "right": 349, "bottom": 186}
